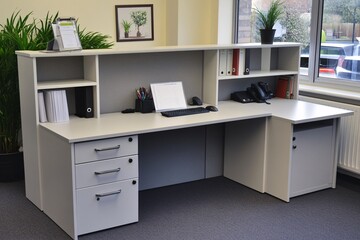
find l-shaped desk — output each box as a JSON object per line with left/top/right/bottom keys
{"left": 38, "top": 99, "right": 351, "bottom": 238}
{"left": 16, "top": 44, "right": 352, "bottom": 239}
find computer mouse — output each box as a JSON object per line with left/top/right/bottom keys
{"left": 206, "top": 105, "right": 218, "bottom": 112}
{"left": 191, "top": 96, "right": 203, "bottom": 106}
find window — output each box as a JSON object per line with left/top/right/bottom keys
{"left": 235, "top": 0, "right": 311, "bottom": 46}
{"left": 235, "top": 0, "right": 360, "bottom": 89}
{"left": 320, "top": 0, "right": 360, "bottom": 84}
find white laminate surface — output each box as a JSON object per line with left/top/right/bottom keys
{"left": 16, "top": 42, "right": 301, "bottom": 58}
{"left": 40, "top": 99, "right": 353, "bottom": 143}
{"left": 268, "top": 98, "right": 353, "bottom": 124}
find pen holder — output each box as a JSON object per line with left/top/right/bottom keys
{"left": 135, "top": 99, "right": 155, "bottom": 113}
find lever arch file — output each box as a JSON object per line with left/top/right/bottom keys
{"left": 75, "top": 87, "right": 94, "bottom": 118}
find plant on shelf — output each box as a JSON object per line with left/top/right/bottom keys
{"left": 0, "top": 11, "right": 113, "bottom": 182}
{"left": 253, "top": 0, "right": 284, "bottom": 44}
{"left": 130, "top": 10, "right": 147, "bottom": 37}
{"left": 121, "top": 20, "right": 132, "bottom": 38}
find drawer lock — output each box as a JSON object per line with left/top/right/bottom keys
{"left": 95, "top": 189, "right": 121, "bottom": 201}
{"left": 94, "top": 168, "right": 121, "bottom": 175}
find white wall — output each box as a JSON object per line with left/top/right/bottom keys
{"left": 165, "top": 0, "right": 234, "bottom": 46}
{"left": 177, "top": 0, "right": 216, "bottom": 45}
{"left": 0, "top": 0, "right": 234, "bottom": 47}
{"left": 0, "top": 0, "right": 167, "bottom": 48}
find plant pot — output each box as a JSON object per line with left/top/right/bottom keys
{"left": 124, "top": 32, "right": 129, "bottom": 38}
{"left": 260, "top": 29, "right": 276, "bottom": 44}
{"left": 0, "top": 152, "right": 24, "bottom": 182}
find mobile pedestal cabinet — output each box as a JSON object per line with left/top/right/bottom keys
{"left": 39, "top": 131, "right": 139, "bottom": 237}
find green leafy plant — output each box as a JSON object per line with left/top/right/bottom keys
{"left": 0, "top": 11, "right": 113, "bottom": 154}
{"left": 121, "top": 20, "right": 132, "bottom": 34}
{"left": 130, "top": 11, "right": 147, "bottom": 37}
{"left": 253, "top": 0, "right": 284, "bottom": 30}
{"left": 77, "top": 26, "right": 113, "bottom": 49}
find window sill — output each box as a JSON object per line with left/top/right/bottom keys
{"left": 299, "top": 84, "right": 360, "bottom": 105}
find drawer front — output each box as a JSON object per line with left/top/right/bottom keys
{"left": 76, "top": 179, "right": 138, "bottom": 235}
{"left": 75, "top": 156, "right": 138, "bottom": 189}
{"left": 75, "top": 135, "right": 138, "bottom": 164}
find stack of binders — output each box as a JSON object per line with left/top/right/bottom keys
{"left": 219, "top": 49, "right": 250, "bottom": 76}
{"left": 38, "top": 90, "right": 69, "bottom": 123}
{"left": 275, "top": 76, "right": 294, "bottom": 99}
{"left": 218, "top": 49, "right": 234, "bottom": 76}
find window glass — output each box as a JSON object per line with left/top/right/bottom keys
{"left": 321, "top": 0, "right": 360, "bottom": 81}
{"left": 236, "top": 0, "right": 311, "bottom": 75}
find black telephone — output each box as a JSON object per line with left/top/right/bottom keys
{"left": 246, "top": 82, "right": 272, "bottom": 104}
{"left": 231, "top": 82, "right": 273, "bottom": 104}
{"left": 258, "top": 82, "right": 274, "bottom": 99}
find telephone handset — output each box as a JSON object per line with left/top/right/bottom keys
{"left": 258, "top": 82, "right": 274, "bottom": 99}
{"left": 247, "top": 83, "right": 271, "bottom": 104}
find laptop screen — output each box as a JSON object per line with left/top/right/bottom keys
{"left": 150, "top": 82, "right": 187, "bottom": 112}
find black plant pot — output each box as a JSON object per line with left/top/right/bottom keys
{"left": 260, "top": 29, "right": 276, "bottom": 44}
{"left": 0, "top": 152, "right": 24, "bottom": 182}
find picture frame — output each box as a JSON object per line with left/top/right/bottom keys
{"left": 115, "top": 4, "right": 154, "bottom": 42}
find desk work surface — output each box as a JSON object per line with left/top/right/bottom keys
{"left": 40, "top": 99, "right": 353, "bottom": 143}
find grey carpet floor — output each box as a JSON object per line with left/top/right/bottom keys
{"left": 1, "top": 175, "right": 360, "bottom": 240}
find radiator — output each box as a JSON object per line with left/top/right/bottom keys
{"left": 299, "top": 96, "right": 360, "bottom": 175}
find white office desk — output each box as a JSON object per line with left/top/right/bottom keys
{"left": 37, "top": 100, "right": 351, "bottom": 240}
{"left": 17, "top": 43, "right": 353, "bottom": 239}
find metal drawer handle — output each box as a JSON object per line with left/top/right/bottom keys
{"left": 94, "top": 145, "right": 120, "bottom": 152}
{"left": 96, "top": 189, "right": 121, "bottom": 201}
{"left": 94, "top": 168, "right": 121, "bottom": 175}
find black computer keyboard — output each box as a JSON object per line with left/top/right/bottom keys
{"left": 161, "top": 107, "right": 210, "bottom": 117}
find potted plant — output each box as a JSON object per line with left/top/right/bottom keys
{"left": 253, "top": 0, "right": 284, "bottom": 44}
{"left": 130, "top": 10, "right": 147, "bottom": 37}
{"left": 0, "top": 11, "right": 112, "bottom": 182}
{"left": 121, "top": 20, "right": 132, "bottom": 38}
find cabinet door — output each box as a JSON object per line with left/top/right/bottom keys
{"left": 290, "top": 123, "right": 334, "bottom": 197}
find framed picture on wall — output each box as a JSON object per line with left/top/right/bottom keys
{"left": 115, "top": 4, "right": 154, "bottom": 42}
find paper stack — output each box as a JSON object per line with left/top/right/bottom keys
{"left": 40, "top": 90, "right": 69, "bottom": 123}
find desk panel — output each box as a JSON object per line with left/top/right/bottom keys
{"left": 139, "top": 127, "right": 206, "bottom": 190}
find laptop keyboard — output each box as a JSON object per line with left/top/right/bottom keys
{"left": 161, "top": 107, "right": 210, "bottom": 117}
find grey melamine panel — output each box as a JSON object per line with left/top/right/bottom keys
{"left": 249, "top": 48, "right": 261, "bottom": 71}
{"left": 138, "top": 126, "right": 206, "bottom": 190}
{"left": 270, "top": 48, "right": 279, "bottom": 70}
{"left": 224, "top": 118, "right": 267, "bottom": 193}
{"left": 37, "top": 57, "right": 84, "bottom": 81}
{"left": 99, "top": 51, "right": 203, "bottom": 113}
{"left": 205, "top": 124, "right": 224, "bottom": 178}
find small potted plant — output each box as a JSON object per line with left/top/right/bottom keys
{"left": 130, "top": 10, "right": 147, "bottom": 37}
{"left": 253, "top": 0, "right": 284, "bottom": 44}
{"left": 121, "top": 20, "right": 132, "bottom": 38}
